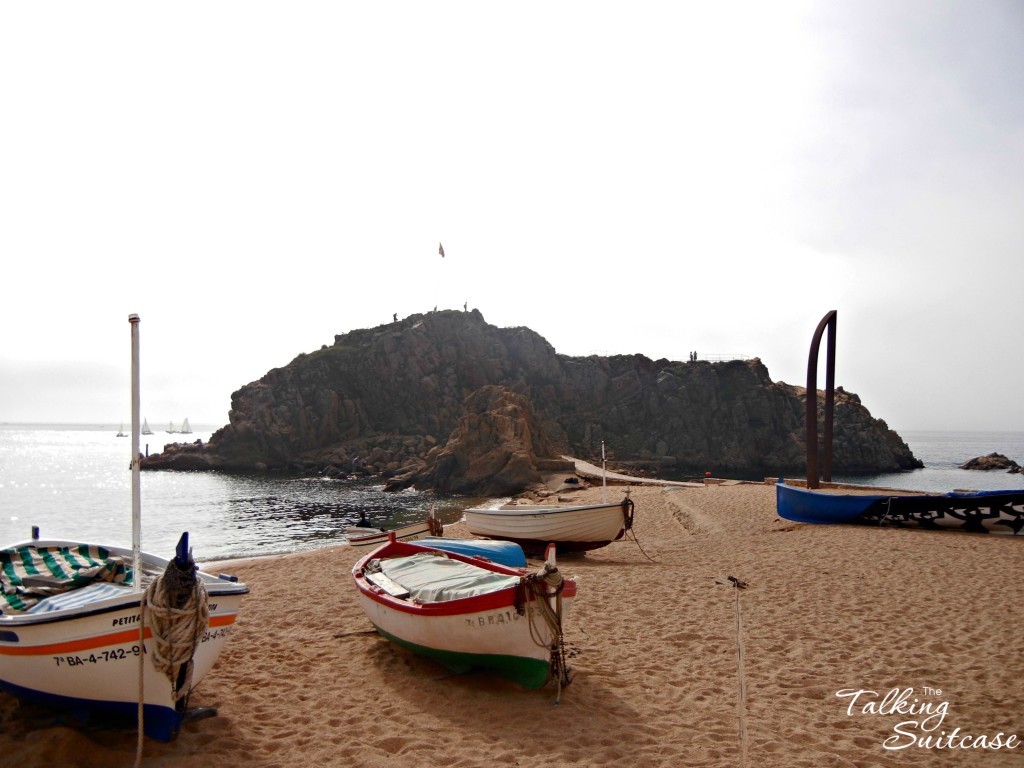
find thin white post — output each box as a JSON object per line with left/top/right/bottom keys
{"left": 601, "top": 440, "right": 607, "bottom": 503}
{"left": 129, "top": 314, "right": 142, "bottom": 591}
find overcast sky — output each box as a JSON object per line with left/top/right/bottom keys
{"left": 2, "top": 1, "right": 1022, "bottom": 433}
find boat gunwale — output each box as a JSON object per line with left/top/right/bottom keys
{"left": 347, "top": 522, "right": 431, "bottom": 546}
{"left": 466, "top": 500, "right": 628, "bottom": 518}
{"left": 773, "top": 480, "right": 1024, "bottom": 499}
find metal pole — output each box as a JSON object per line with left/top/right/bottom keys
{"left": 601, "top": 441, "right": 607, "bottom": 503}
{"left": 129, "top": 314, "right": 141, "bottom": 590}
{"left": 805, "top": 310, "right": 837, "bottom": 489}
{"left": 823, "top": 314, "right": 837, "bottom": 482}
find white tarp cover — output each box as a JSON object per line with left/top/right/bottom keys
{"left": 376, "top": 553, "right": 520, "bottom": 603}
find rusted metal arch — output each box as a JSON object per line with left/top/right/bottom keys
{"left": 806, "top": 310, "right": 837, "bottom": 488}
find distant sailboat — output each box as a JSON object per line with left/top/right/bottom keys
{"left": 166, "top": 421, "right": 178, "bottom": 434}
{"left": 116, "top": 423, "right": 126, "bottom": 437}
{"left": 141, "top": 418, "right": 153, "bottom": 436}
{"left": 180, "top": 418, "right": 192, "bottom": 434}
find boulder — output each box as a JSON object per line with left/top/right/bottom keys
{"left": 959, "top": 452, "right": 1022, "bottom": 472}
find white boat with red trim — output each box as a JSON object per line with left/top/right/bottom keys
{"left": 352, "top": 536, "right": 574, "bottom": 691}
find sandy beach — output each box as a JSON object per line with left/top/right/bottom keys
{"left": 1, "top": 481, "right": 1021, "bottom": 767}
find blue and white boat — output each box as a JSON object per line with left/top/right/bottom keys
{"left": 418, "top": 537, "right": 527, "bottom": 568}
{"left": 776, "top": 481, "right": 1024, "bottom": 534}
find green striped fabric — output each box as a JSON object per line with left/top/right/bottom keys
{"left": 0, "top": 545, "right": 133, "bottom": 613}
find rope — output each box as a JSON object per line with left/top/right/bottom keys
{"left": 620, "top": 495, "right": 658, "bottom": 563}
{"left": 519, "top": 563, "right": 570, "bottom": 703}
{"left": 624, "top": 526, "right": 658, "bottom": 563}
{"left": 879, "top": 497, "right": 894, "bottom": 526}
{"left": 145, "top": 571, "right": 209, "bottom": 703}
{"left": 720, "top": 576, "right": 749, "bottom": 768}
{"left": 132, "top": 546, "right": 207, "bottom": 765}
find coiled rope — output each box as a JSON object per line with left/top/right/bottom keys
{"left": 519, "top": 563, "right": 571, "bottom": 703}
{"left": 133, "top": 554, "right": 210, "bottom": 767}
{"left": 145, "top": 571, "right": 209, "bottom": 702}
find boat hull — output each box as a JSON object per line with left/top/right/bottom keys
{"left": 463, "top": 499, "right": 633, "bottom": 553}
{"left": 776, "top": 483, "right": 1024, "bottom": 534}
{"left": 417, "top": 537, "right": 527, "bottom": 568}
{"left": 348, "top": 521, "right": 432, "bottom": 547}
{"left": 0, "top": 540, "right": 248, "bottom": 740}
{"left": 353, "top": 540, "right": 575, "bottom": 689}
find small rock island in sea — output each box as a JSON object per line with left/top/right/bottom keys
{"left": 141, "top": 309, "right": 922, "bottom": 495}
{"left": 960, "top": 453, "right": 1023, "bottom": 474}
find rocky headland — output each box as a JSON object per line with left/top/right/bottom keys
{"left": 141, "top": 310, "right": 922, "bottom": 495}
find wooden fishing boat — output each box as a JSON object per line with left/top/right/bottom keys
{"left": 0, "top": 534, "right": 248, "bottom": 740}
{"left": 463, "top": 495, "right": 635, "bottom": 553}
{"left": 776, "top": 481, "right": 1024, "bottom": 534}
{"left": 347, "top": 520, "right": 432, "bottom": 547}
{"left": 347, "top": 508, "right": 443, "bottom": 547}
{"left": 352, "top": 536, "right": 574, "bottom": 690}
{"left": 0, "top": 314, "right": 248, "bottom": 741}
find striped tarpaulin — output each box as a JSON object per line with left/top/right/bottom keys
{"left": 0, "top": 545, "right": 133, "bottom": 613}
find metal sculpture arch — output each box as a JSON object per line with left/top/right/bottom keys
{"left": 806, "top": 310, "right": 837, "bottom": 488}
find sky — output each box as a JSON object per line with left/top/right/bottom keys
{"left": 1, "top": 1, "right": 1022, "bottom": 433}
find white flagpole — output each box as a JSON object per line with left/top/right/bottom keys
{"left": 129, "top": 314, "right": 142, "bottom": 591}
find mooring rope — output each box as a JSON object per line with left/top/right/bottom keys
{"left": 879, "top": 497, "right": 894, "bottom": 526}
{"left": 723, "top": 576, "right": 750, "bottom": 768}
{"left": 625, "top": 526, "right": 658, "bottom": 563}
{"left": 520, "top": 564, "right": 570, "bottom": 703}
{"left": 132, "top": 556, "right": 210, "bottom": 766}
{"left": 145, "top": 572, "right": 209, "bottom": 702}
{"left": 616, "top": 494, "right": 657, "bottom": 563}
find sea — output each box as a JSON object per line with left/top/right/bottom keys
{"left": 1, "top": 424, "right": 1022, "bottom": 564}
{"left": 0, "top": 423, "right": 490, "bottom": 565}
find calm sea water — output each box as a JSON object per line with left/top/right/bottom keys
{"left": 832, "top": 430, "right": 1024, "bottom": 492}
{"left": 1, "top": 425, "right": 1022, "bottom": 563}
{"left": 0, "top": 424, "right": 485, "bottom": 564}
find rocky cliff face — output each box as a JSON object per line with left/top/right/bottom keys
{"left": 142, "top": 309, "right": 921, "bottom": 491}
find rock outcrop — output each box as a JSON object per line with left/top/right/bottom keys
{"left": 960, "top": 453, "right": 1022, "bottom": 473}
{"left": 141, "top": 309, "right": 922, "bottom": 493}
{"left": 387, "top": 385, "right": 562, "bottom": 496}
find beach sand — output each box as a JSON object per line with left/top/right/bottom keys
{"left": 1, "top": 481, "right": 1021, "bottom": 767}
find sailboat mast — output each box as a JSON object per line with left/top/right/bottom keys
{"left": 129, "top": 313, "right": 142, "bottom": 591}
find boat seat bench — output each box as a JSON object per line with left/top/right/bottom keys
{"left": 365, "top": 571, "right": 411, "bottom": 599}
